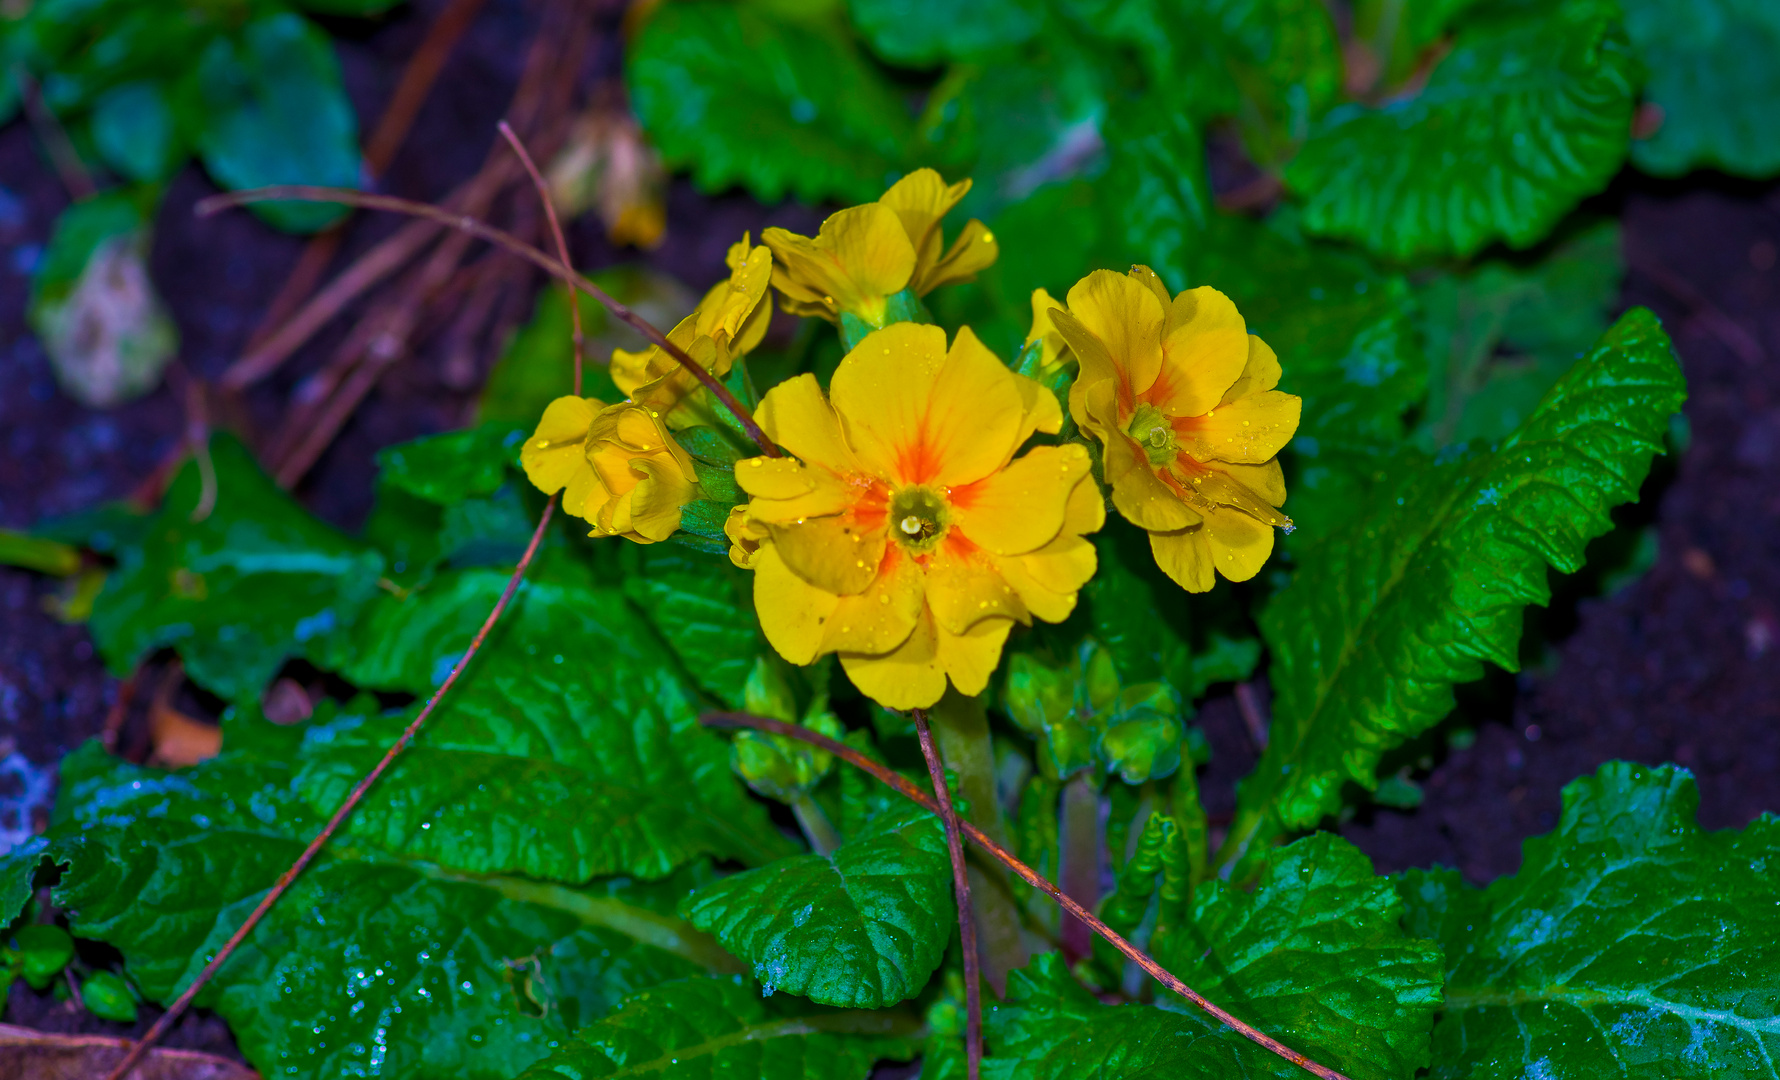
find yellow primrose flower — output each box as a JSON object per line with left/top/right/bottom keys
{"left": 522, "top": 395, "right": 701, "bottom": 543}
{"left": 611, "top": 236, "right": 772, "bottom": 428}
{"left": 729, "top": 322, "right": 1104, "bottom": 710}
{"left": 761, "top": 169, "right": 998, "bottom": 330}
{"left": 1050, "top": 266, "right": 1301, "bottom": 593}
{"left": 1020, "top": 287, "right": 1073, "bottom": 377}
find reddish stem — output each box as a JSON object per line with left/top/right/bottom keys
{"left": 197, "top": 186, "right": 780, "bottom": 458}
{"left": 912, "top": 707, "right": 982, "bottom": 1080}
{"left": 101, "top": 498, "right": 558, "bottom": 1080}
{"left": 701, "top": 712, "right": 1354, "bottom": 1080}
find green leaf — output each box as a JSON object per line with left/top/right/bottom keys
{"left": 375, "top": 422, "right": 527, "bottom": 506}
{"left": 0, "top": 529, "right": 81, "bottom": 576}
{"left": 91, "top": 79, "right": 182, "bottom": 182}
{"left": 88, "top": 435, "right": 384, "bottom": 701}
{"left": 1285, "top": 0, "right": 1637, "bottom": 259}
{"left": 627, "top": 2, "right": 914, "bottom": 204}
{"left": 191, "top": 14, "right": 361, "bottom": 233}
{"left": 983, "top": 952, "right": 1299, "bottom": 1077}
{"left": 1231, "top": 309, "right": 1685, "bottom": 855}
{"left": 847, "top": 0, "right": 1043, "bottom": 65}
{"left": 1097, "top": 99, "right": 1211, "bottom": 280}
{"left": 15, "top": 924, "right": 75, "bottom": 990}
{"left": 1404, "top": 761, "right": 1780, "bottom": 1078}
{"left": 81, "top": 970, "right": 139, "bottom": 1023}
{"left": 624, "top": 546, "right": 762, "bottom": 707}
{"left": 1624, "top": 0, "right": 1780, "bottom": 177}
{"left": 1416, "top": 220, "right": 1623, "bottom": 449}
{"left": 43, "top": 741, "right": 722, "bottom": 1079}
{"left": 300, "top": 576, "right": 796, "bottom": 881}
{"left": 682, "top": 801, "right": 953, "bottom": 1008}
{"left": 1157, "top": 834, "right": 1444, "bottom": 1080}
{"left": 511, "top": 976, "right": 919, "bottom": 1079}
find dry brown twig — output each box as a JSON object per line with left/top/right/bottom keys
{"left": 703, "top": 712, "right": 1355, "bottom": 1080}
{"left": 197, "top": 186, "right": 781, "bottom": 457}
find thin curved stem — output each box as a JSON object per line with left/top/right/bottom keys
{"left": 912, "top": 707, "right": 982, "bottom": 1080}
{"left": 701, "top": 712, "right": 1354, "bottom": 1080}
{"left": 497, "top": 120, "right": 583, "bottom": 396}
{"left": 195, "top": 186, "right": 780, "bottom": 458}
{"left": 102, "top": 498, "right": 559, "bottom": 1080}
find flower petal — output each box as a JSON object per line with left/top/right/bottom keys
{"left": 767, "top": 510, "right": 888, "bottom": 596}
{"left": 1203, "top": 504, "right": 1275, "bottom": 582}
{"left": 756, "top": 372, "right": 865, "bottom": 476}
{"left": 734, "top": 456, "right": 858, "bottom": 522}
{"left": 1222, "top": 334, "right": 1283, "bottom": 403}
{"left": 627, "top": 456, "right": 696, "bottom": 541}
{"left": 821, "top": 543, "right": 924, "bottom": 655}
{"left": 1175, "top": 390, "right": 1301, "bottom": 464}
{"left": 918, "top": 217, "right": 998, "bottom": 295}
{"left": 1062, "top": 268, "right": 1165, "bottom": 409}
{"left": 840, "top": 605, "right": 947, "bottom": 710}
{"left": 1147, "top": 286, "right": 1249, "bottom": 417}
{"left": 830, "top": 323, "right": 1025, "bottom": 487}
{"left": 763, "top": 204, "right": 915, "bottom": 325}
{"left": 951, "top": 443, "right": 1092, "bottom": 556}
{"left": 755, "top": 543, "right": 841, "bottom": 665}
{"left": 933, "top": 615, "right": 1014, "bottom": 698}
{"left": 1148, "top": 527, "right": 1215, "bottom": 593}
{"left": 924, "top": 535, "right": 1027, "bottom": 635}
{"left": 521, "top": 395, "right": 600, "bottom": 497}
{"left": 879, "top": 168, "right": 970, "bottom": 289}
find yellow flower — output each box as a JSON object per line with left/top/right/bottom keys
{"left": 730, "top": 322, "right": 1104, "bottom": 710}
{"left": 761, "top": 169, "right": 999, "bottom": 329}
{"left": 1020, "top": 287, "right": 1073, "bottom": 377}
{"left": 611, "top": 236, "right": 772, "bottom": 428}
{"left": 1050, "top": 266, "right": 1300, "bottom": 593}
{"left": 522, "top": 395, "right": 701, "bottom": 543}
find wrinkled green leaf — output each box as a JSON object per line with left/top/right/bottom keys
{"left": 25, "top": 741, "right": 720, "bottom": 1080}
{"left": 1286, "top": 0, "right": 1636, "bottom": 259}
{"left": 1233, "top": 309, "right": 1685, "bottom": 855}
{"left": 88, "top": 436, "right": 384, "bottom": 701}
{"left": 982, "top": 953, "right": 1299, "bottom": 1077}
{"left": 512, "top": 975, "right": 918, "bottom": 1079}
{"left": 1403, "top": 761, "right": 1780, "bottom": 1079}
{"left": 1624, "top": 0, "right": 1780, "bottom": 177}
{"left": 628, "top": 2, "right": 914, "bottom": 204}
{"left": 1098, "top": 99, "right": 1211, "bottom": 280}
{"left": 682, "top": 801, "right": 952, "bottom": 1009}
{"left": 624, "top": 546, "right": 761, "bottom": 707}
{"left": 848, "top": 0, "right": 1043, "bottom": 65}
{"left": 1157, "top": 834, "right": 1445, "bottom": 1080}
{"left": 192, "top": 14, "right": 361, "bottom": 232}
{"left": 300, "top": 575, "right": 796, "bottom": 882}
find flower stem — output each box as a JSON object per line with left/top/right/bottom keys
{"left": 912, "top": 706, "right": 982, "bottom": 1080}
{"left": 702, "top": 711, "right": 1354, "bottom": 1080}
{"left": 790, "top": 792, "right": 841, "bottom": 857}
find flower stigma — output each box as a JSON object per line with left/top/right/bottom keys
{"left": 889, "top": 484, "right": 950, "bottom": 553}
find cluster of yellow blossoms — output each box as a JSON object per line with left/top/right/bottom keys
{"left": 522, "top": 170, "right": 1301, "bottom": 708}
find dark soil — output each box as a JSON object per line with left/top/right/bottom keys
{"left": 1, "top": 0, "right": 1777, "bottom": 1062}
